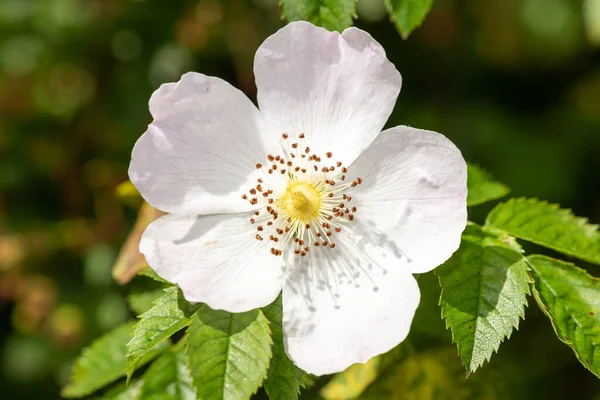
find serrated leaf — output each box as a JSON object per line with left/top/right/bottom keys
{"left": 528, "top": 255, "right": 600, "bottom": 378}
{"left": 140, "top": 347, "right": 196, "bottom": 400}
{"left": 360, "top": 347, "right": 509, "bottom": 399}
{"left": 385, "top": 0, "right": 433, "bottom": 39}
{"left": 279, "top": 0, "right": 356, "bottom": 32}
{"left": 127, "top": 274, "right": 169, "bottom": 315}
{"left": 63, "top": 321, "right": 165, "bottom": 398}
{"left": 262, "top": 295, "right": 308, "bottom": 400}
{"left": 438, "top": 224, "right": 530, "bottom": 373}
{"left": 486, "top": 198, "right": 600, "bottom": 265}
{"left": 186, "top": 307, "right": 272, "bottom": 400}
{"left": 128, "top": 287, "right": 168, "bottom": 315}
{"left": 137, "top": 267, "right": 170, "bottom": 284}
{"left": 101, "top": 380, "right": 143, "bottom": 400}
{"left": 127, "top": 287, "right": 197, "bottom": 379}
{"left": 466, "top": 163, "right": 510, "bottom": 207}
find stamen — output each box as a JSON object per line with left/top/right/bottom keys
{"left": 242, "top": 132, "right": 361, "bottom": 258}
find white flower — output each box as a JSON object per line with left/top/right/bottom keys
{"left": 129, "top": 21, "right": 467, "bottom": 375}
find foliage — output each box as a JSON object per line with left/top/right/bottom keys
{"left": 487, "top": 198, "right": 600, "bottom": 265}
{"left": 262, "top": 296, "right": 309, "bottom": 400}
{"left": 385, "top": 0, "right": 434, "bottom": 38}
{"left": 529, "top": 255, "right": 600, "bottom": 378}
{"left": 126, "top": 287, "right": 198, "bottom": 379}
{"left": 62, "top": 322, "right": 166, "bottom": 398}
{"left": 186, "top": 307, "right": 272, "bottom": 400}
{"left": 466, "top": 164, "right": 510, "bottom": 207}
{"left": 438, "top": 224, "right": 530, "bottom": 373}
{"left": 279, "top": 0, "right": 356, "bottom": 32}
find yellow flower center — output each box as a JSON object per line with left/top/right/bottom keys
{"left": 241, "top": 132, "right": 364, "bottom": 257}
{"left": 281, "top": 181, "right": 321, "bottom": 221}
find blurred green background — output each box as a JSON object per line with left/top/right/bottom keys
{"left": 0, "top": 0, "right": 599, "bottom": 398}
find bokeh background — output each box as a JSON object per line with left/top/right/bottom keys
{"left": 0, "top": 0, "right": 599, "bottom": 398}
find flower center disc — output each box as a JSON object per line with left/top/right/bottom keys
{"left": 281, "top": 181, "right": 321, "bottom": 221}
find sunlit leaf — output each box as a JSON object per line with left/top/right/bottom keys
{"left": 186, "top": 307, "right": 272, "bottom": 400}
{"left": 140, "top": 347, "right": 196, "bottom": 400}
{"left": 320, "top": 357, "right": 381, "bottom": 399}
{"left": 529, "top": 255, "right": 600, "bottom": 378}
{"left": 467, "top": 163, "right": 510, "bottom": 207}
{"left": 486, "top": 198, "right": 600, "bottom": 265}
{"left": 438, "top": 224, "right": 530, "bottom": 373}
{"left": 279, "top": 0, "right": 356, "bottom": 32}
{"left": 360, "top": 347, "right": 509, "bottom": 399}
{"left": 62, "top": 321, "right": 166, "bottom": 398}
{"left": 101, "top": 379, "right": 143, "bottom": 400}
{"left": 320, "top": 343, "right": 407, "bottom": 399}
{"left": 127, "top": 287, "right": 197, "bottom": 379}
{"left": 262, "top": 295, "right": 308, "bottom": 400}
{"left": 385, "top": 0, "right": 433, "bottom": 39}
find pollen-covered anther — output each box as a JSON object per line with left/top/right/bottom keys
{"left": 244, "top": 132, "right": 361, "bottom": 257}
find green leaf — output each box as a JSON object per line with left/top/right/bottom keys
{"left": 262, "top": 296, "right": 308, "bottom": 400}
{"left": 360, "top": 347, "right": 509, "bottom": 399}
{"left": 486, "top": 198, "right": 600, "bottom": 265}
{"left": 128, "top": 287, "right": 168, "bottom": 315}
{"left": 127, "top": 287, "right": 198, "bottom": 379}
{"left": 138, "top": 267, "right": 170, "bottom": 284}
{"left": 528, "top": 255, "right": 600, "bottom": 378}
{"left": 63, "top": 321, "right": 165, "bottom": 398}
{"left": 279, "top": 0, "right": 356, "bottom": 32}
{"left": 101, "top": 380, "right": 143, "bottom": 400}
{"left": 466, "top": 163, "right": 510, "bottom": 207}
{"left": 186, "top": 307, "right": 272, "bottom": 400}
{"left": 140, "top": 347, "right": 196, "bottom": 400}
{"left": 127, "top": 275, "right": 170, "bottom": 315}
{"left": 438, "top": 224, "right": 530, "bottom": 373}
{"left": 385, "top": 0, "right": 433, "bottom": 39}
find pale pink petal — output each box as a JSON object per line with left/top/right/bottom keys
{"left": 140, "top": 212, "right": 284, "bottom": 312}
{"left": 130, "top": 72, "right": 277, "bottom": 215}
{"left": 347, "top": 125, "right": 468, "bottom": 274}
{"left": 254, "top": 22, "right": 401, "bottom": 165}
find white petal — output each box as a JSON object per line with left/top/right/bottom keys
{"left": 254, "top": 21, "right": 401, "bottom": 166}
{"left": 282, "top": 227, "right": 420, "bottom": 376}
{"left": 140, "top": 212, "right": 284, "bottom": 312}
{"left": 348, "top": 126, "right": 468, "bottom": 274}
{"left": 130, "top": 72, "right": 277, "bottom": 215}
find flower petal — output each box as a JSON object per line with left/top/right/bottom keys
{"left": 282, "top": 227, "right": 420, "bottom": 376}
{"left": 140, "top": 212, "right": 284, "bottom": 312}
{"left": 130, "top": 72, "right": 276, "bottom": 215}
{"left": 348, "top": 125, "right": 468, "bottom": 274}
{"left": 254, "top": 21, "right": 402, "bottom": 166}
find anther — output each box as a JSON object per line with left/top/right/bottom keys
{"left": 256, "top": 234, "right": 263, "bottom": 241}
{"left": 250, "top": 198, "right": 258, "bottom": 205}
{"left": 282, "top": 133, "right": 288, "bottom": 139}
{"left": 329, "top": 243, "right": 336, "bottom": 249}
{"left": 256, "top": 163, "right": 262, "bottom": 169}
{"left": 267, "top": 155, "right": 275, "bottom": 161}
{"left": 257, "top": 226, "right": 263, "bottom": 231}
{"left": 292, "top": 143, "right": 298, "bottom": 148}
{"left": 242, "top": 194, "right": 248, "bottom": 200}
{"left": 326, "top": 152, "right": 333, "bottom": 158}
{"left": 250, "top": 218, "right": 255, "bottom": 224}
{"left": 299, "top": 133, "right": 305, "bottom": 138}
